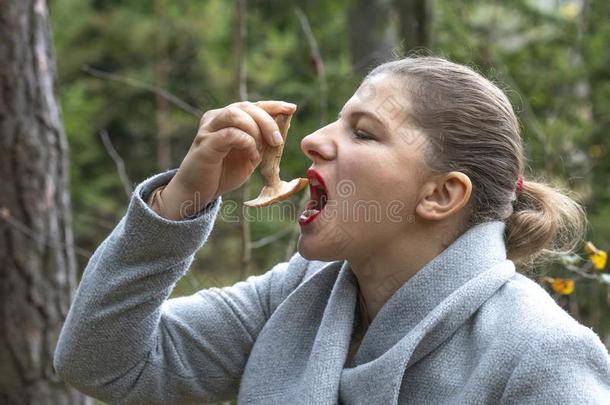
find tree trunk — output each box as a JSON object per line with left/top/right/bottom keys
{"left": 233, "top": 0, "right": 254, "bottom": 281}
{"left": 348, "top": 0, "right": 399, "bottom": 76}
{"left": 348, "top": 0, "right": 434, "bottom": 76}
{"left": 155, "top": 0, "right": 173, "bottom": 171}
{"left": 395, "top": 0, "right": 433, "bottom": 53}
{"left": 0, "top": 1, "right": 89, "bottom": 403}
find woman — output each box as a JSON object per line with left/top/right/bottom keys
{"left": 54, "top": 57, "right": 610, "bottom": 404}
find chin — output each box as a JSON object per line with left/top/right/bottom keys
{"left": 296, "top": 236, "right": 346, "bottom": 263}
{"left": 296, "top": 239, "right": 320, "bottom": 261}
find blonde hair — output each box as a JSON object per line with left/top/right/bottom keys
{"left": 367, "top": 56, "right": 587, "bottom": 267}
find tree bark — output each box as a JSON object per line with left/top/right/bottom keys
{"left": 0, "top": 1, "right": 89, "bottom": 403}
{"left": 154, "top": 0, "right": 173, "bottom": 171}
{"left": 348, "top": 0, "right": 399, "bottom": 76}
{"left": 395, "top": 0, "right": 433, "bottom": 53}
{"left": 233, "top": 0, "right": 254, "bottom": 282}
{"left": 348, "top": 0, "right": 434, "bottom": 76}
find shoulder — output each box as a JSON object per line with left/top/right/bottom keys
{"left": 492, "top": 272, "right": 598, "bottom": 340}
{"left": 475, "top": 271, "right": 610, "bottom": 402}
{"left": 478, "top": 271, "right": 605, "bottom": 346}
{"left": 503, "top": 272, "right": 610, "bottom": 363}
{"left": 496, "top": 274, "right": 610, "bottom": 402}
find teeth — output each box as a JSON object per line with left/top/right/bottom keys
{"left": 310, "top": 178, "right": 321, "bottom": 187}
{"left": 303, "top": 209, "right": 320, "bottom": 217}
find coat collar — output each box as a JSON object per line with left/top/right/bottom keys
{"left": 350, "top": 220, "right": 509, "bottom": 366}
{"left": 238, "top": 220, "right": 515, "bottom": 404}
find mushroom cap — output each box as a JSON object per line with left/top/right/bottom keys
{"left": 244, "top": 177, "right": 309, "bottom": 207}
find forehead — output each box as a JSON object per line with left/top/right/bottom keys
{"left": 343, "top": 74, "right": 419, "bottom": 136}
{"left": 343, "top": 74, "right": 413, "bottom": 123}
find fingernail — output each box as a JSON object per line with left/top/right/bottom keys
{"left": 283, "top": 102, "right": 297, "bottom": 110}
{"left": 272, "top": 131, "right": 283, "bottom": 146}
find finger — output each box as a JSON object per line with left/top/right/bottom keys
{"left": 208, "top": 127, "right": 260, "bottom": 163}
{"left": 236, "top": 101, "right": 291, "bottom": 147}
{"left": 206, "top": 106, "right": 263, "bottom": 151}
{"left": 254, "top": 100, "right": 297, "bottom": 115}
{"left": 199, "top": 108, "right": 220, "bottom": 127}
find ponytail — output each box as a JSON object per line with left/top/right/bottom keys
{"left": 505, "top": 177, "right": 588, "bottom": 267}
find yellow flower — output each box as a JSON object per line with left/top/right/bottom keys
{"left": 543, "top": 277, "right": 575, "bottom": 295}
{"left": 584, "top": 241, "right": 608, "bottom": 271}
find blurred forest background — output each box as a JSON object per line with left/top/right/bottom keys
{"left": 51, "top": 0, "right": 610, "bottom": 333}
{"left": 1, "top": 0, "right": 609, "bottom": 403}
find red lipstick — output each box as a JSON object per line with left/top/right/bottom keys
{"left": 299, "top": 168, "right": 328, "bottom": 226}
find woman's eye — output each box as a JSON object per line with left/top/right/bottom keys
{"left": 352, "top": 129, "right": 374, "bottom": 141}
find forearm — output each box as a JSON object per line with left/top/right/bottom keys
{"left": 53, "top": 169, "right": 222, "bottom": 390}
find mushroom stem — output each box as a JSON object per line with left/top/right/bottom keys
{"left": 244, "top": 113, "right": 308, "bottom": 207}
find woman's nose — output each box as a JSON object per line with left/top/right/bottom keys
{"left": 301, "top": 126, "right": 335, "bottom": 162}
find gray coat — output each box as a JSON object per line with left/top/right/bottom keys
{"left": 54, "top": 169, "right": 610, "bottom": 404}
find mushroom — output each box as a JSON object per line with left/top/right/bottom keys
{"left": 244, "top": 113, "right": 308, "bottom": 207}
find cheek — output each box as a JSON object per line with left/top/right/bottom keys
{"left": 350, "top": 158, "right": 421, "bottom": 225}
{"left": 338, "top": 152, "right": 386, "bottom": 194}
{"left": 342, "top": 154, "right": 409, "bottom": 200}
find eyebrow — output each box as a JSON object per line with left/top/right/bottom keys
{"left": 337, "top": 109, "right": 388, "bottom": 131}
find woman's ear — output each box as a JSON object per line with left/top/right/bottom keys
{"left": 415, "top": 172, "right": 472, "bottom": 221}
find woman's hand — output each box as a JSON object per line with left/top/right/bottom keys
{"left": 154, "top": 100, "right": 297, "bottom": 220}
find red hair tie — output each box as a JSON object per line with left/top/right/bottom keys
{"left": 516, "top": 175, "right": 524, "bottom": 193}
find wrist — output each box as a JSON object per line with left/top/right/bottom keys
{"left": 146, "top": 184, "right": 173, "bottom": 219}
{"left": 157, "top": 179, "right": 214, "bottom": 220}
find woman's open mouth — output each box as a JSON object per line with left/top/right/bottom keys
{"left": 299, "top": 168, "right": 328, "bottom": 226}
